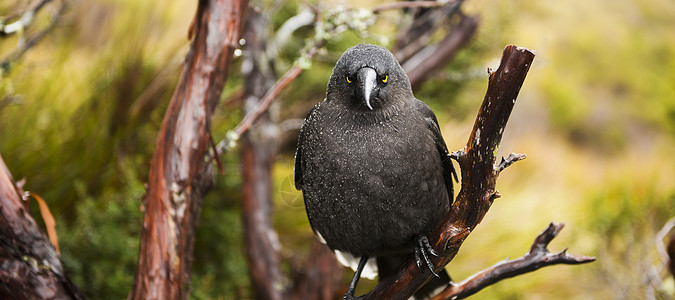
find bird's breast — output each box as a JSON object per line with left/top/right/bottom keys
{"left": 301, "top": 111, "right": 449, "bottom": 256}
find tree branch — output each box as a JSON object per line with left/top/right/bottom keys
{"left": 403, "top": 14, "right": 480, "bottom": 90}
{"left": 656, "top": 217, "right": 675, "bottom": 278}
{"left": 216, "top": 62, "right": 305, "bottom": 154}
{"left": 129, "top": 0, "right": 248, "bottom": 299}
{"left": 392, "top": 0, "right": 462, "bottom": 65}
{"left": 365, "top": 45, "right": 537, "bottom": 299}
{"left": 217, "top": 1, "right": 476, "bottom": 153}
{"left": 0, "top": 154, "right": 85, "bottom": 299}
{"left": 0, "top": 0, "right": 53, "bottom": 36}
{"left": 216, "top": 23, "right": 329, "bottom": 154}
{"left": 371, "top": 0, "right": 458, "bottom": 14}
{"left": 0, "top": 0, "right": 67, "bottom": 71}
{"left": 431, "top": 223, "right": 596, "bottom": 299}
{"left": 497, "top": 152, "right": 527, "bottom": 172}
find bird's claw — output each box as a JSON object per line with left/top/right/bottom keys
{"left": 343, "top": 256, "right": 368, "bottom": 300}
{"left": 414, "top": 234, "right": 440, "bottom": 277}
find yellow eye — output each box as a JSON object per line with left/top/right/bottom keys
{"left": 382, "top": 75, "right": 388, "bottom": 83}
{"left": 346, "top": 75, "right": 352, "bottom": 83}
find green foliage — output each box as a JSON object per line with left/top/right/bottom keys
{"left": 58, "top": 174, "right": 143, "bottom": 299}
{"left": 587, "top": 180, "right": 675, "bottom": 299}
{"left": 192, "top": 153, "right": 251, "bottom": 299}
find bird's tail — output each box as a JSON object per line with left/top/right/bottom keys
{"left": 376, "top": 255, "right": 450, "bottom": 300}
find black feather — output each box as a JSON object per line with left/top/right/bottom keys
{"left": 294, "top": 43, "right": 452, "bottom": 298}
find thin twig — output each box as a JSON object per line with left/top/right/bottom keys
{"left": 371, "top": 0, "right": 458, "bottom": 14}
{"left": 656, "top": 217, "right": 675, "bottom": 269}
{"left": 216, "top": 32, "right": 326, "bottom": 154}
{"left": 216, "top": 64, "right": 303, "bottom": 154}
{"left": 0, "top": 0, "right": 66, "bottom": 71}
{"left": 497, "top": 153, "right": 526, "bottom": 172}
{"left": 431, "top": 223, "right": 596, "bottom": 299}
{"left": 0, "top": 0, "right": 54, "bottom": 36}
{"left": 403, "top": 14, "right": 479, "bottom": 89}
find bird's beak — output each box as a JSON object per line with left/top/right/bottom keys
{"left": 357, "top": 67, "right": 377, "bottom": 110}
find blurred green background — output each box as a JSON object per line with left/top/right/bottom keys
{"left": 1, "top": 0, "right": 674, "bottom": 299}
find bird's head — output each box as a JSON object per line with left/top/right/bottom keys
{"left": 327, "top": 44, "right": 413, "bottom": 112}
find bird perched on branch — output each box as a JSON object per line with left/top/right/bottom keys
{"left": 295, "top": 43, "right": 455, "bottom": 299}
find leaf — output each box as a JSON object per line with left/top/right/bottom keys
{"left": 32, "top": 193, "right": 60, "bottom": 254}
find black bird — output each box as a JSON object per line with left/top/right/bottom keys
{"left": 294, "top": 44, "right": 455, "bottom": 299}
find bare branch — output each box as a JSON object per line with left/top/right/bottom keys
{"left": 216, "top": 63, "right": 304, "bottom": 153}
{"left": 0, "top": 0, "right": 66, "bottom": 71}
{"left": 0, "top": 154, "right": 85, "bottom": 299}
{"left": 217, "top": 1, "right": 476, "bottom": 153}
{"left": 497, "top": 152, "right": 526, "bottom": 172}
{"left": 656, "top": 217, "right": 675, "bottom": 277}
{"left": 129, "top": 0, "right": 248, "bottom": 299}
{"left": 272, "top": 8, "right": 315, "bottom": 50}
{"left": 0, "top": 0, "right": 53, "bottom": 36}
{"left": 216, "top": 22, "right": 330, "bottom": 154}
{"left": 431, "top": 223, "right": 596, "bottom": 299}
{"left": 393, "top": 0, "right": 462, "bottom": 65}
{"left": 371, "top": 0, "right": 458, "bottom": 14}
{"left": 403, "top": 14, "right": 479, "bottom": 90}
{"left": 365, "top": 45, "right": 536, "bottom": 299}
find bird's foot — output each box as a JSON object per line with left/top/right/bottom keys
{"left": 343, "top": 256, "right": 368, "bottom": 300}
{"left": 414, "top": 234, "right": 440, "bottom": 277}
{"left": 343, "top": 293, "right": 365, "bottom": 300}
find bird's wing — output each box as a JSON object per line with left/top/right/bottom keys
{"left": 414, "top": 99, "right": 457, "bottom": 204}
{"left": 294, "top": 104, "right": 319, "bottom": 190}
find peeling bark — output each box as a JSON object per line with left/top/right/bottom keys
{"left": 0, "top": 155, "right": 84, "bottom": 300}
{"left": 129, "top": 1, "right": 248, "bottom": 299}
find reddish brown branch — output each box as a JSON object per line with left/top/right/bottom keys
{"left": 365, "top": 45, "right": 535, "bottom": 299}
{"left": 431, "top": 223, "right": 596, "bottom": 299}
{"left": 129, "top": 0, "right": 248, "bottom": 299}
{"left": 216, "top": 40, "right": 324, "bottom": 154}
{"left": 232, "top": 65, "right": 302, "bottom": 140}
{"left": 0, "top": 154, "right": 84, "bottom": 299}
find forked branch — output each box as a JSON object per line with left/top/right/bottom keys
{"left": 431, "top": 223, "right": 596, "bottom": 299}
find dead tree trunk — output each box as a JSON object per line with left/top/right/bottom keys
{"left": 129, "top": 1, "right": 248, "bottom": 299}
{"left": 0, "top": 155, "right": 85, "bottom": 300}
{"left": 239, "top": 10, "right": 286, "bottom": 300}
